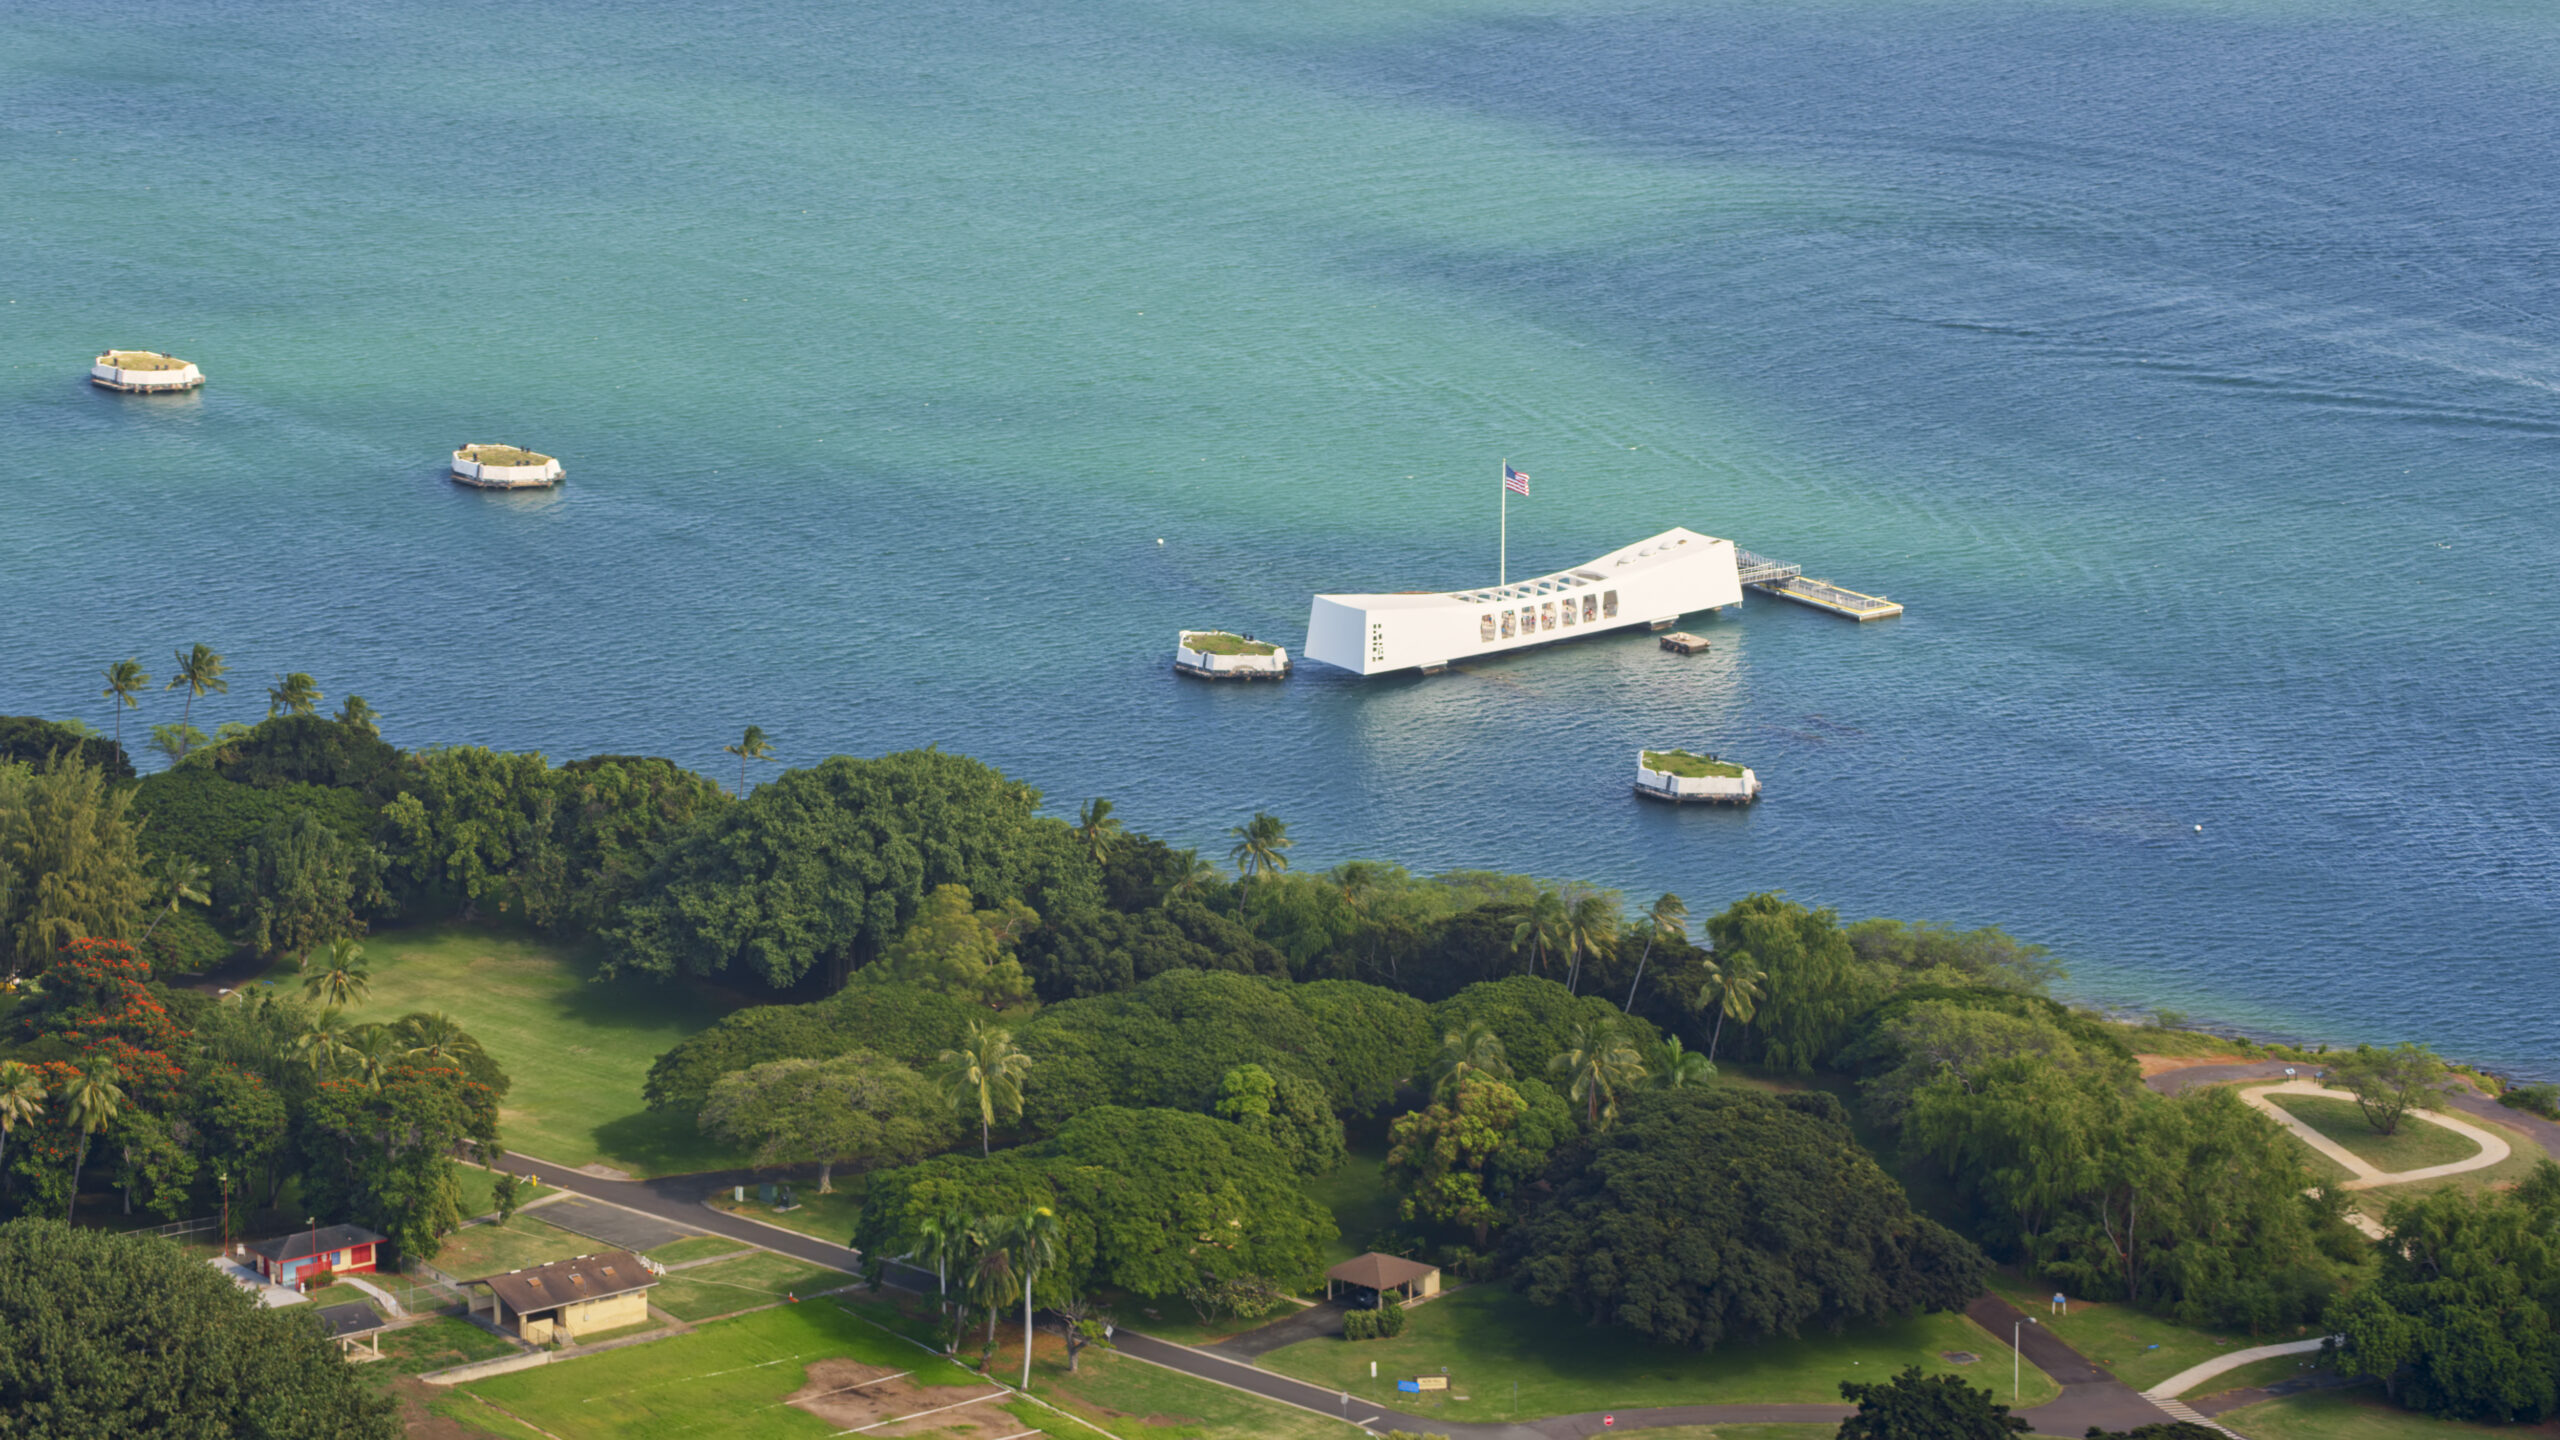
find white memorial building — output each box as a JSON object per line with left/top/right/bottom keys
{"left": 1305, "top": 527, "right": 1744, "bottom": 677}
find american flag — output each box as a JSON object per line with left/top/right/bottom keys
{"left": 1504, "top": 463, "right": 1531, "bottom": 496}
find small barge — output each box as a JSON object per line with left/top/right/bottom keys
{"left": 1658, "top": 631, "right": 1710, "bottom": 656}
{"left": 90, "top": 350, "right": 204, "bottom": 393}
{"left": 1174, "top": 630, "right": 1290, "bottom": 680}
{"left": 451, "top": 444, "right": 564, "bottom": 489}
{"left": 1634, "top": 749, "right": 1761, "bottom": 805}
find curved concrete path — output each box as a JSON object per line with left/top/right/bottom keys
{"left": 2240, "top": 1081, "right": 2511, "bottom": 1189}
{"left": 2147, "top": 1336, "right": 2331, "bottom": 1400}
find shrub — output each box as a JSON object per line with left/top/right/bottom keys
{"left": 1378, "top": 1295, "right": 1407, "bottom": 1337}
{"left": 1344, "top": 1308, "right": 1378, "bottom": 1341}
{"left": 2502, "top": 1083, "right": 2560, "bottom": 1122}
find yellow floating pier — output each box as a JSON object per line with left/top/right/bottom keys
{"left": 1758, "top": 575, "right": 1903, "bottom": 621}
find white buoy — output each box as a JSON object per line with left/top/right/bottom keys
{"left": 2194, "top": 824, "right": 2203, "bottom": 832}
{"left": 1157, "top": 538, "right": 1164, "bottom": 545}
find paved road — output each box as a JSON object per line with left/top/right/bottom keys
{"left": 501, "top": 1151, "right": 869, "bottom": 1276}
{"left": 1213, "top": 1299, "right": 1346, "bottom": 1358}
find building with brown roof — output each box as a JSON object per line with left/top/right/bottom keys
{"left": 466, "top": 1250, "right": 659, "bottom": 1344}
{"left": 1324, "top": 1252, "right": 1441, "bottom": 1303}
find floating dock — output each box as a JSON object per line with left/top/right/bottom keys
{"left": 90, "top": 350, "right": 203, "bottom": 393}
{"left": 1174, "top": 630, "right": 1290, "bottom": 680}
{"left": 1758, "top": 575, "right": 1902, "bottom": 621}
{"left": 1658, "top": 631, "right": 1710, "bottom": 656}
{"left": 1633, "top": 749, "right": 1761, "bottom": 805}
{"left": 451, "top": 445, "right": 564, "bottom": 489}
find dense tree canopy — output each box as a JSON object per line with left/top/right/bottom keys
{"left": 1430, "top": 974, "right": 1662, "bottom": 1081}
{"left": 699, "top": 1050, "right": 955, "bottom": 1192}
{"left": 856, "top": 1105, "right": 1335, "bottom": 1301}
{"left": 0, "top": 716, "right": 133, "bottom": 781}
{"left": 0, "top": 1219, "right": 398, "bottom": 1438}
{"left": 1386, "top": 1073, "right": 1572, "bottom": 1247}
{"left": 1704, "top": 893, "right": 1882, "bottom": 1073}
{"left": 1023, "top": 900, "right": 1283, "bottom": 1000}
{"left": 1839, "top": 994, "right": 2136, "bottom": 1133}
{"left": 2330, "top": 1167, "right": 2560, "bottom": 1422}
{"left": 1904, "top": 1062, "right": 2348, "bottom": 1328}
{"left": 1835, "top": 1365, "right": 2028, "bottom": 1439}
{"left": 0, "top": 756, "right": 151, "bottom": 975}
{"left": 644, "top": 983, "right": 984, "bottom": 1112}
{"left": 605, "top": 751, "right": 1101, "bottom": 988}
{"left": 1508, "top": 1088, "right": 1986, "bottom": 1350}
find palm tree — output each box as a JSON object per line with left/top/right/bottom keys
{"left": 61, "top": 1059, "right": 126, "bottom": 1221}
{"left": 265, "top": 672, "right": 322, "bottom": 719}
{"left": 138, "top": 855, "right": 212, "bottom": 944}
{"left": 163, "top": 644, "right": 227, "bottom": 757}
{"left": 292, "top": 1011, "right": 358, "bottom": 1077}
{"left": 340, "top": 1025, "right": 401, "bottom": 1092}
{"left": 302, "top": 936, "right": 371, "bottom": 1009}
{"left": 394, "top": 1011, "right": 473, "bottom": 1063}
{"left": 1430, "top": 1024, "right": 1512, "bottom": 1098}
{"left": 1074, "top": 799, "right": 1123, "bottom": 868}
{"left": 1622, "top": 893, "right": 1688, "bottom": 1012}
{"left": 1656, "top": 1035, "right": 1715, "bottom": 1089}
{"left": 1561, "top": 894, "right": 1617, "bottom": 996}
{"left": 100, "top": 658, "right": 149, "bottom": 755}
{"left": 1011, "top": 1206, "right": 1062, "bottom": 1389}
{"left": 1698, "top": 957, "right": 1766, "bottom": 1065}
{"left": 935, "top": 1021, "right": 1033, "bottom": 1156}
{"left": 0, "top": 1061, "right": 45, "bottom": 1197}
{"left": 1167, "top": 848, "right": 1219, "bottom": 902}
{"left": 1548, "top": 1018, "right": 1647, "bottom": 1128}
{"left": 723, "top": 725, "right": 776, "bottom": 796}
{"left": 965, "top": 1220, "right": 1019, "bottom": 1352}
{"left": 336, "top": 695, "right": 381, "bottom": 737}
{"left": 1226, "top": 812, "right": 1291, "bottom": 880}
{"left": 915, "top": 1206, "right": 972, "bottom": 1344}
{"left": 1510, "top": 890, "right": 1568, "bottom": 978}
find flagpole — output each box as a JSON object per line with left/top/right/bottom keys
{"left": 1499, "top": 458, "right": 1508, "bottom": 586}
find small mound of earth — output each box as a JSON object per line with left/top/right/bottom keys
{"left": 785, "top": 1358, "right": 1008, "bottom": 1433}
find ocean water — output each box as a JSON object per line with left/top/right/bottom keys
{"left": 3, "top": 0, "right": 2555, "bottom": 1068}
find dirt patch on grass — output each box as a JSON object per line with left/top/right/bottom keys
{"left": 783, "top": 1358, "right": 1009, "bottom": 1434}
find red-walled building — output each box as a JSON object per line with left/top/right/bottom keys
{"left": 244, "top": 1224, "right": 385, "bottom": 1288}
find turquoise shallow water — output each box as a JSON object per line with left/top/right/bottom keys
{"left": 4, "top": 0, "right": 2556, "bottom": 1066}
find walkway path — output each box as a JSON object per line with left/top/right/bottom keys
{"left": 2239, "top": 1081, "right": 2510, "bottom": 1190}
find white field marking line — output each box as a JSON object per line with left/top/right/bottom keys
{"left": 2145, "top": 1336, "right": 2334, "bottom": 1399}
{"left": 2242, "top": 1082, "right": 2512, "bottom": 1189}
{"left": 762, "top": 1369, "right": 910, "bottom": 1409}
{"left": 470, "top": 1392, "right": 572, "bottom": 1440}
{"left": 991, "top": 1429, "right": 1044, "bottom": 1440}
{"left": 821, "top": 1298, "right": 1127, "bottom": 1440}
{"left": 834, "top": 1385, "right": 1011, "bottom": 1434}
{"left": 576, "top": 1351, "right": 808, "bottom": 1402}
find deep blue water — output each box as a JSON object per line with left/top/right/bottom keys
{"left": 3, "top": 0, "right": 2555, "bottom": 1068}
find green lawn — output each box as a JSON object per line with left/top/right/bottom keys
{"left": 2219, "top": 1384, "right": 2560, "bottom": 1439}
{"left": 2270, "top": 1094, "right": 2483, "bottom": 1173}
{"left": 649, "top": 1251, "right": 852, "bottom": 1322}
{"left": 1642, "top": 749, "right": 1745, "bottom": 779}
{"left": 646, "top": 1234, "right": 750, "bottom": 1266}
{"left": 2190, "top": 1351, "right": 2339, "bottom": 1400}
{"left": 462, "top": 1299, "right": 981, "bottom": 1439}
{"left": 329, "top": 923, "right": 746, "bottom": 1176}
{"left": 1181, "top": 631, "right": 1278, "bottom": 656}
{"left": 1259, "top": 1284, "right": 2059, "bottom": 1420}
{"left": 1303, "top": 1150, "right": 1396, "bottom": 1268}
{"left": 705, "top": 1188, "right": 866, "bottom": 1246}
{"left": 370, "top": 1316, "right": 521, "bottom": 1378}
{"left": 1030, "top": 1343, "right": 1365, "bottom": 1440}
{"left": 300, "top": 1283, "right": 374, "bottom": 1310}
{"left": 1985, "top": 1273, "right": 2306, "bottom": 1392}
{"left": 454, "top": 1164, "right": 545, "bottom": 1221}
{"left": 458, "top": 445, "right": 552, "bottom": 467}
{"left": 429, "top": 1216, "right": 598, "bottom": 1281}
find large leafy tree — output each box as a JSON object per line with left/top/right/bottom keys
{"left": 232, "top": 810, "right": 383, "bottom": 962}
{"left": 1836, "top": 1365, "right": 2028, "bottom": 1439}
{"left": 0, "top": 754, "right": 150, "bottom": 972}
{"left": 381, "top": 746, "right": 557, "bottom": 917}
{"left": 0, "top": 1219, "right": 399, "bottom": 1437}
{"left": 528, "top": 754, "right": 731, "bottom": 935}
{"left": 1507, "top": 1088, "right": 1988, "bottom": 1350}
{"left": 2327, "top": 1043, "right": 2453, "bottom": 1136}
{"left": 2329, "top": 1168, "right": 2560, "bottom": 1422}
{"left": 1431, "top": 974, "right": 1662, "bottom": 1083}
{"left": 859, "top": 884, "right": 1037, "bottom": 1008}
{"left": 698, "top": 1050, "right": 956, "bottom": 1192}
{"left": 1386, "top": 1074, "right": 1572, "bottom": 1247}
{"left": 296, "top": 1057, "right": 499, "bottom": 1261}
{"left": 1703, "top": 892, "right": 1881, "bottom": 1072}
{"left": 645, "top": 982, "right": 981, "bottom": 1112}
{"left": 1213, "top": 1063, "right": 1346, "bottom": 1177}
{"left": 604, "top": 751, "right": 1100, "bottom": 989}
